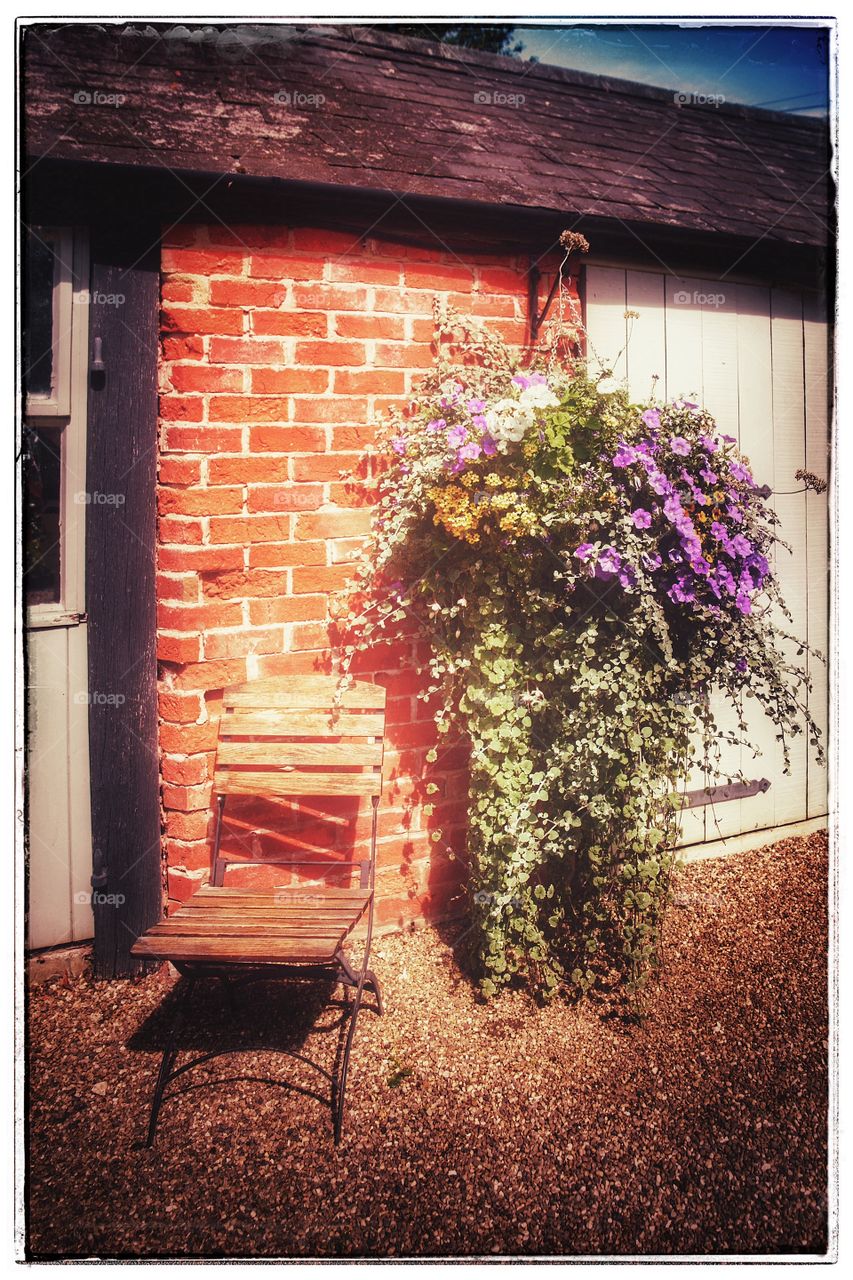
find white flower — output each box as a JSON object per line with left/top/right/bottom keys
{"left": 596, "top": 374, "right": 621, "bottom": 394}
{"left": 485, "top": 398, "right": 534, "bottom": 451}
{"left": 519, "top": 383, "right": 559, "bottom": 410}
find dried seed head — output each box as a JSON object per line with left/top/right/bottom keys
{"left": 559, "top": 230, "right": 590, "bottom": 255}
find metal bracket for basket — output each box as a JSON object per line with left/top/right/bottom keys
{"left": 682, "top": 778, "right": 771, "bottom": 809}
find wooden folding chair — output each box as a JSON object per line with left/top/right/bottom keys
{"left": 131, "top": 675, "right": 386, "bottom": 1144}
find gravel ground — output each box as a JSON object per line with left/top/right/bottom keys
{"left": 26, "top": 830, "right": 830, "bottom": 1260}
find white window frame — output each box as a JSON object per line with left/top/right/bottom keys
{"left": 24, "top": 225, "right": 74, "bottom": 418}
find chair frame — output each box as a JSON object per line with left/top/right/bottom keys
{"left": 132, "top": 676, "right": 386, "bottom": 1145}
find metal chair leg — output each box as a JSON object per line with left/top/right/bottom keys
{"left": 333, "top": 978, "right": 366, "bottom": 1144}
{"left": 145, "top": 976, "right": 196, "bottom": 1147}
{"left": 364, "top": 969, "right": 384, "bottom": 1016}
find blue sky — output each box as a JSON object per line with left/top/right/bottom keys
{"left": 515, "top": 24, "right": 830, "bottom": 115}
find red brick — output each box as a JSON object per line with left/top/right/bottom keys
{"left": 291, "top": 565, "right": 351, "bottom": 594}
{"left": 208, "top": 514, "right": 292, "bottom": 544}
{"left": 158, "top": 516, "right": 204, "bottom": 545}
{"left": 160, "top": 720, "right": 220, "bottom": 753}
{"left": 251, "top": 367, "right": 329, "bottom": 393}
{"left": 158, "top": 600, "right": 244, "bottom": 631}
{"left": 291, "top": 397, "right": 368, "bottom": 424}
{"left": 247, "top": 483, "right": 323, "bottom": 513}
{"left": 450, "top": 291, "right": 517, "bottom": 317}
{"left": 328, "top": 481, "right": 375, "bottom": 506}
{"left": 161, "top": 754, "right": 211, "bottom": 786}
{"left": 293, "top": 284, "right": 369, "bottom": 312}
{"left": 289, "top": 621, "right": 330, "bottom": 651}
{"left": 159, "top": 457, "right": 202, "bottom": 485}
{"left": 248, "top": 596, "right": 327, "bottom": 625}
{"left": 162, "top": 335, "right": 205, "bottom": 361}
{"left": 204, "top": 627, "right": 285, "bottom": 659}
{"left": 372, "top": 288, "right": 433, "bottom": 315}
{"left": 329, "top": 260, "right": 401, "bottom": 286}
{"left": 158, "top": 632, "right": 202, "bottom": 664}
{"left": 248, "top": 254, "right": 326, "bottom": 281}
{"left": 161, "top": 783, "right": 212, "bottom": 813}
{"left": 162, "top": 247, "right": 246, "bottom": 275}
{"left": 164, "top": 426, "right": 244, "bottom": 454}
{"left": 256, "top": 651, "right": 332, "bottom": 678}
{"left": 156, "top": 572, "right": 199, "bottom": 602}
{"left": 333, "top": 369, "right": 405, "bottom": 395}
{"left": 208, "top": 336, "right": 285, "bottom": 365}
{"left": 247, "top": 541, "right": 326, "bottom": 568}
{"left": 161, "top": 306, "right": 244, "bottom": 336}
{"left": 171, "top": 659, "right": 249, "bottom": 691}
{"left": 208, "top": 455, "right": 289, "bottom": 485}
{"left": 167, "top": 867, "right": 207, "bottom": 904}
{"left": 166, "top": 809, "right": 211, "bottom": 842}
{"left": 405, "top": 264, "right": 475, "bottom": 290}
{"left": 291, "top": 453, "right": 359, "bottom": 482}
{"left": 334, "top": 313, "right": 403, "bottom": 340}
{"left": 158, "top": 486, "right": 243, "bottom": 517}
{"left": 159, "top": 545, "right": 244, "bottom": 573}
{"left": 160, "top": 395, "right": 204, "bottom": 422}
{"left": 294, "top": 340, "right": 366, "bottom": 368}
{"left": 252, "top": 312, "right": 328, "bottom": 338}
{"left": 201, "top": 569, "right": 288, "bottom": 599}
{"left": 291, "top": 228, "right": 366, "bottom": 253}
{"left": 250, "top": 426, "right": 325, "bottom": 453}
{"left": 208, "top": 395, "right": 290, "bottom": 423}
{"left": 477, "top": 265, "right": 527, "bottom": 292}
{"left": 169, "top": 365, "right": 243, "bottom": 393}
{"left": 162, "top": 277, "right": 201, "bottom": 303}
{"left": 329, "top": 425, "right": 377, "bottom": 451}
{"left": 295, "top": 510, "right": 373, "bottom": 540}
{"left": 159, "top": 691, "right": 204, "bottom": 723}
{"left": 374, "top": 342, "right": 433, "bottom": 369}
{"left": 210, "top": 279, "right": 287, "bottom": 308}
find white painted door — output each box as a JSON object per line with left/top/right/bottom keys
{"left": 584, "top": 264, "right": 829, "bottom": 846}
{"left": 23, "top": 227, "right": 94, "bottom": 948}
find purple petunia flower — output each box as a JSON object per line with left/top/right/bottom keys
{"left": 481, "top": 433, "right": 498, "bottom": 457}
{"left": 729, "top": 461, "right": 754, "bottom": 484}
{"left": 619, "top": 565, "right": 637, "bottom": 590}
{"left": 612, "top": 444, "right": 637, "bottom": 468}
{"left": 699, "top": 434, "right": 718, "bottom": 453}
{"left": 458, "top": 441, "right": 482, "bottom": 462}
{"left": 426, "top": 417, "right": 446, "bottom": 432}
{"left": 721, "top": 433, "right": 737, "bottom": 444}
{"left": 447, "top": 425, "right": 468, "bottom": 448}
{"left": 735, "top": 657, "right": 748, "bottom": 673}
{"left": 574, "top": 543, "right": 595, "bottom": 562}
{"left": 700, "top": 467, "right": 718, "bottom": 485}
{"left": 631, "top": 508, "right": 653, "bottom": 529}
{"left": 735, "top": 592, "right": 752, "bottom": 614}
{"left": 391, "top": 436, "right": 407, "bottom": 454}
{"left": 642, "top": 551, "right": 662, "bottom": 572}
{"left": 710, "top": 521, "right": 728, "bottom": 541}
{"left": 596, "top": 546, "right": 623, "bottom": 578}
{"left": 730, "top": 533, "right": 752, "bottom": 557}
{"left": 467, "top": 398, "right": 486, "bottom": 414}
{"left": 471, "top": 414, "right": 488, "bottom": 430}
{"left": 670, "top": 436, "right": 692, "bottom": 457}
{"left": 641, "top": 408, "right": 661, "bottom": 431}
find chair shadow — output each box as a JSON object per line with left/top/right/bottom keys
{"left": 127, "top": 973, "right": 351, "bottom": 1140}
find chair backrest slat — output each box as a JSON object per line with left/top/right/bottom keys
{"left": 214, "top": 676, "right": 386, "bottom": 803}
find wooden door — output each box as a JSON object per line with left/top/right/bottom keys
{"left": 583, "top": 264, "right": 829, "bottom": 847}
{"left": 23, "top": 227, "right": 94, "bottom": 948}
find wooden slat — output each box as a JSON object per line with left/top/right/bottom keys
{"left": 223, "top": 677, "right": 385, "bottom": 711}
{"left": 216, "top": 740, "right": 383, "bottom": 768}
{"left": 583, "top": 264, "right": 627, "bottom": 385}
{"left": 130, "top": 936, "right": 340, "bottom": 964}
{"left": 147, "top": 921, "right": 348, "bottom": 938}
{"left": 220, "top": 710, "right": 385, "bottom": 738}
{"left": 214, "top": 768, "right": 381, "bottom": 797}
{"left": 625, "top": 268, "right": 666, "bottom": 404}
{"left": 196, "top": 886, "right": 368, "bottom": 900}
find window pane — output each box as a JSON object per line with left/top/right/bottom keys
{"left": 23, "top": 232, "right": 56, "bottom": 400}
{"left": 24, "top": 425, "right": 62, "bottom": 606}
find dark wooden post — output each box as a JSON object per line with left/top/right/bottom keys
{"left": 86, "top": 226, "right": 162, "bottom": 977}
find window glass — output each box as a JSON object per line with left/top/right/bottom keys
{"left": 24, "top": 425, "right": 62, "bottom": 606}
{"left": 23, "top": 232, "right": 56, "bottom": 401}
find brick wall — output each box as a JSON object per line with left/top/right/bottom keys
{"left": 156, "top": 222, "right": 564, "bottom": 929}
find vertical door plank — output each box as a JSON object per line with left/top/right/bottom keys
{"left": 770, "top": 288, "right": 809, "bottom": 825}
{"left": 733, "top": 284, "right": 778, "bottom": 834}
{"left": 625, "top": 270, "right": 666, "bottom": 405}
{"left": 803, "top": 294, "right": 830, "bottom": 818}
{"left": 583, "top": 266, "right": 628, "bottom": 385}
